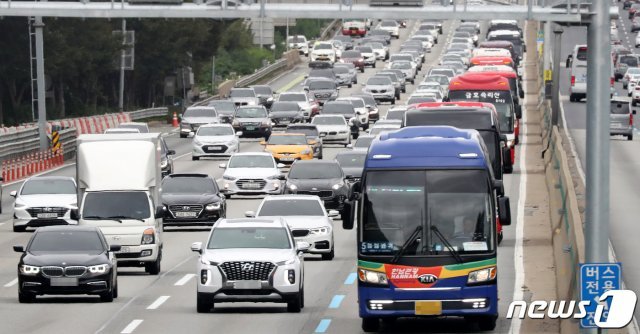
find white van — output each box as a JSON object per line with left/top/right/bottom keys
{"left": 568, "top": 45, "right": 615, "bottom": 102}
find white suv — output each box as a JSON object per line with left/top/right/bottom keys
{"left": 310, "top": 42, "right": 336, "bottom": 63}
{"left": 192, "top": 217, "right": 307, "bottom": 313}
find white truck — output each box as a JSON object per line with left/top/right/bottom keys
{"left": 73, "top": 133, "right": 165, "bottom": 275}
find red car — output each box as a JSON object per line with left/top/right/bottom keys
{"left": 340, "top": 50, "right": 365, "bottom": 73}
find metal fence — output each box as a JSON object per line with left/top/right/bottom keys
{"left": 0, "top": 127, "right": 41, "bottom": 161}
{"left": 129, "top": 107, "right": 170, "bottom": 121}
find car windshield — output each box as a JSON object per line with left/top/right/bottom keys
{"left": 391, "top": 62, "right": 411, "bottom": 69}
{"left": 163, "top": 177, "right": 217, "bottom": 194}
{"left": 367, "top": 77, "right": 391, "bottom": 85}
{"left": 21, "top": 179, "right": 75, "bottom": 195}
{"left": 82, "top": 192, "right": 150, "bottom": 220}
{"left": 228, "top": 155, "right": 274, "bottom": 168}
{"left": 408, "top": 96, "right": 437, "bottom": 104}
{"left": 271, "top": 102, "right": 299, "bottom": 112}
{"left": 628, "top": 68, "right": 640, "bottom": 75}
{"left": 611, "top": 101, "right": 631, "bottom": 114}
{"left": 323, "top": 103, "right": 353, "bottom": 114}
{"left": 386, "top": 109, "right": 406, "bottom": 120}
{"left": 29, "top": 231, "right": 105, "bottom": 254}
{"left": 391, "top": 55, "right": 412, "bottom": 62}
{"left": 268, "top": 135, "right": 308, "bottom": 145}
{"left": 309, "top": 81, "right": 335, "bottom": 90}
{"left": 448, "top": 91, "right": 514, "bottom": 132}
{"left": 381, "top": 21, "right": 396, "bottom": 27}
{"left": 426, "top": 75, "right": 449, "bottom": 85}
{"left": 208, "top": 101, "right": 235, "bottom": 115}
{"left": 252, "top": 86, "right": 272, "bottom": 95}
{"left": 289, "top": 36, "right": 305, "bottom": 43}
{"left": 360, "top": 170, "right": 494, "bottom": 256}
{"left": 312, "top": 116, "right": 346, "bottom": 125}
{"left": 197, "top": 126, "right": 234, "bottom": 136}
{"left": 336, "top": 153, "right": 366, "bottom": 167}
{"left": 315, "top": 43, "right": 333, "bottom": 50}
{"left": 208, "top": 227, "right": 291, "bottom": 249}
{"left": 368, "top": 42, "right": 384, "bottom": 49}
{"left": 430, "top": 69, "right": 453, "bottom": 78}
{"left": 354, "top": 136, "right": 374, "bottom": 148}
{"left": 342, "top": 51, "right": 361, "bottom": 58}
{"left": 345, "top": 98, "right": 365, "bottom": 108}
{"left": 286, "top": 127, "right": 318, "bottom": 137}
{"left": 230, "top": 89, "right": 255, "bottom": 98}
{"left": 288, "top": 163, "right": 343, "bottom": 179}
{"left": 119, "top": 124, "right": 148, "bottom": 133}
{"left": 418, "top": 84, "right": 440, "bottom": 91}
{"left": 356, "top": 46, "right": 373, "bottom": 53}
{"left": 279, "top": 94, "right": 306, "bottom": 102}
{"left": 258, "top": 199, "right": 325, "bottom": 216}
{"left": 235, "top": 107, "right": 266, "bottom": 118}
{"left": 620, "top": 56, "right": 639, "bottom": 67}
{"left": 354, "top": 95, "right": 376, "bottom": 106}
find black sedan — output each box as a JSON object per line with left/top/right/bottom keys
{"left": 334, "top": 150, "right": 366, "bottom": 182}
{"left": 14, "top": 225, "right": 120, "bottom": 303}
{"left": 161, "top": 174, "right": 226, "bottom": 227}
{"left": 284, "top": 160, "right": 349, "bottom": 211}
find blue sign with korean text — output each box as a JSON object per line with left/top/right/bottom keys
{"left": 580, "top": 263, "right": 622, "bottom": 328}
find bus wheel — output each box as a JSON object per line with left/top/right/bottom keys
{"left": 476, "top": 316, "right": 497, "bottom": 331}
{"left": 361, "top": 318, "right": 380, "bottom": 332}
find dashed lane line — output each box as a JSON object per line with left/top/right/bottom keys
{"left": 328, "top": 295, "right": 345, "bottom": 309}
{"left": 146, "top": 296, "right": 171, "bottom": 310}
{"left": 174, "top": 273, "right": 196, "bottom": 286}
{"left": 314, "top": 319, "right": 332, "bottom": 333}
{"left": 344, "top": 272, "right": 357, "bottom": 285}
{"left": 120, "top": 320, "right": 143, "bottom": 334}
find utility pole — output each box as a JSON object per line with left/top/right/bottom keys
{"left": 211, "top": 56, "right": 215, "bottom": 94}
{"left": 34, "top": 14, "right": 48, "bottom": 151}
{"left": 583, "top": 4, "right": 611, "bottom": 334}
{"left": 286, "top": 17, "right": 290, "bottom": 51}
{"left": 118, "top": 19, "right": 126, "bottom": 111}
{"left": 551, "top": 24, "right": 562, "bottom": 127}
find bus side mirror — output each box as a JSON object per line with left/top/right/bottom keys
{"left": 503, "top": 147, "right": 513, "bottom": 170}
{"left": 498, "top": 197, "right": 512, "bottom": 226}
{"left": 342, "top": 202, "right": 354, "bottom": 230}
{"left": 349, "top": 181, "right": 361, "bottom": 201}
{"left": 515, "top": 105, "right": 522, "bottom": 119}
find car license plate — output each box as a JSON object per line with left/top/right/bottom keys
{"left": 245, "top": 126, "right": 256, "bottom": 131}
{"left": 207, "top": 145, "right": 222, "bottom": 150}
{"left": 415, "top": 301, "right": 442, "bottom": 315}
{"left": 234, "top": 281, "right": 261, "bottom": 289}
{"left": 243, "top": 183, "right": 261, "bottom": 189}
{"left": 175, "top": 211, "right": 198, "bottom": 218}
{"left": 50, "top": 277, "right": 79, "bottom": 287}
{"left": 280, "top": 119, "right": 290, "bottom": 124}
{"left": 280, "top": 157, "right": 294, "bottom": 161}
{"left": 37, "top": 213, "right": 58, "bottom": 218}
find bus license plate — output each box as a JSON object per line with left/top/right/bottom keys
{"left": 415, "top": 301, "right": 442, "bottom": 315}
{"left": 37, "top": 213, "right": 58, "bottom": 218}
{"left": 234, "top": 281, "right": 261, "bottom": 289}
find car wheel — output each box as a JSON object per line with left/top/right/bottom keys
{"left": 100, "top": 288, "right": 114, "bottom": 303}
{"left": 180, "top": 133, "right": 187, "bottom": 138}
{"left": 287, "top": 292, "right": 302, "bottom": 312}
{"left": 321, "top": 247, "right": 335, "bottom": 261}
{"left": 348, "top": 83, "right": 353, "bottom": 88}
{"left": 569, "top": 94, "right": 576, "bottom": 102}
{"left": 402, "top": 87, "right": 406, "bottom": 93}
{"left": 361, "top": 318, "right": 380, "bottom": 332}
{"left": 362, "top": 123, "right": 369, "bottom": 131}
{"left": 411, "top": 79, "right": 415, "bottom": 85}
{"left": 145, "top": 252, "right": 161, "bottom": 275}
{"left": 192, "top": 156, "right": 200, "bottom": 161}
{"left": 113, "top": 280, "right": 118, "bottom": 298}
{"left": 504, "top": 165, "right": 513, "bottom": 174}
{"left": 391, "top": 98, "right": 396, "bottom": 105}
{"left": 18, "top": 291, "right": 35, "bottom": 303}
{"left": 633, "top": 100, "right": 637, "bottom": 107}
{"left": 13, "top": 225, "right": 26, "bottom": 233}
{"left": 476, "top": 316, "right": 497, "bottom": 331}
{"left": 301, "top": 287, "right": 305, "bottom": 308}
{"left": 197, "top": 294, "right": 214, "bottom": 313}
{"left": 498, "top": 231, "right": 504, "bottom": 244}
{"left": 372, "top": 62, "right": 376, "bottom": 68}
{"left": 628, "top": 134, "right": 634, "bottom": 141}
{"left": 624, "top": 84, "right": 628, "bottom": 89}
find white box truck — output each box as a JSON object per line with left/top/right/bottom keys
{"left": 73, "top": 133, "right": 165, "bottom": 275}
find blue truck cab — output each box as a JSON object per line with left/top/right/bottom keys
{"left": 343, "top": 126, "right": 511, "bottom": 332}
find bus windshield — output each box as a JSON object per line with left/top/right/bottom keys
{"left": 360, "top": 170, "right": 494, "bottom": 257}
{"left": 448, "top": 90, "right": 514, "bottom": 133}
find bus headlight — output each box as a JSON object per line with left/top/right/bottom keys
{"left": 358, "top": 269, "right": 388, "bottom": 286}
{"left": 467, "top": 267, "right": 496, "bottom": 284}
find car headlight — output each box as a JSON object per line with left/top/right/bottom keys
{"left": 358, "top": 268, "right": 388, "bottom": 286}
{"left": 205, "top": 203, "right": 221, "bottom": 211}
{"left": 301, "top": 149, "right": 311, "bottom": 155}
{"left": 288, "top": 184, "right": 298, "bottom": 191}
{"left": 88, "top": 264, "right": 109, "bottom": 274}
{"left": 310, "top": 226, "right": 331, "bottom": 235}
{"left": 467, "top": 267, "right": 496, "bottom": 284}
{"left": 19, "top": 265, "right": 40, "bottom": 276}
{"left": 276, "top": 258, "right": 296, "bottom": 266}
{"left": 226, "top": 140, "right": 238, "bottom": 146}
{"left": 261, "top": 120, "right": 271, "bottom": 126}
{"left": 332, "top": 183, "right": 344, "bottom": 190}
{"left": 232, "top": 120, "right": 240, "bottom": 126}
{"left": 223, "top": 175, "right": 237, "bottom": 181}
{"left": 141, "top": 228, "right": 155, "bottom": 245}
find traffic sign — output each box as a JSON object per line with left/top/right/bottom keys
{"left": 544, "top": 69, "right": 552, "bottom": 82}
{"left": 580, "top": 263, "right": 622, "bottom": 328}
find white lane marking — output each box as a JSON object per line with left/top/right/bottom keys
{"left": 173, "top": 151, "right": 192, "bottom": 160}
{"left": 120, "top": 320, "right": 143, "bottom": 334}
{"left": 146, "top": 295, "right": 170, "bottom": 310}
{"left": 0, "top": 223, "right": 4, "bottom": 226}
{"left": 174, "top": 273, "right": 196, "bottom": 286}
{"left": 4, "top": 278, "right": 18, "bottom": 287}
{"left": 508, "top": 40, "right": 530, "bottom": 334}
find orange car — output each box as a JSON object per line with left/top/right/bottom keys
{"left": 261, "top": 133, "right": 315, "bottom": 163}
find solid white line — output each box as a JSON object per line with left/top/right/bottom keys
{"left": 4, "top": 278, "right": 18, "bottom": 287}
{"left": 0, "top": 223, "right": 5, "bottom": 226}
{"left": 120, "top": 320, "right": 143, "bottom": 334}
{"left": 174, "top": 273, "right": 196, "bottom": 286}
{"left": 146, "top": 295, "right": 170, "bottom": 310}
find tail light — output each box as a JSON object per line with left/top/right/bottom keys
{"left": 630, "top": 114, "right": 634, "bottom": 126}
{"left": 611, "top": 77, "right": 615, "bottom": 87}
{"left": 571, "top": 76, "right": 575, "bottom": 86}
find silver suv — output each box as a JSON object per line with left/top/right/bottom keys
{"left": 192, "top": 217, "right": 307, "bottom": 313}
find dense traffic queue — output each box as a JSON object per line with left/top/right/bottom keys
{"left": 9, "top": 17, "right": 525, "bottom": 333}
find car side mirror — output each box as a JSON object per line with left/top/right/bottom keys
{"left": 155, "top": 205, "right": 166, "bottom": 218}
{"left": 304, "top": 74, "right": 309, "bottom": 79}
{"left": 70, "top": 208, "right": 80, "bottom": 220}
{"left": 244, "top": 211, "right": 256, "bottom": 218}
{"left": 346, "top": 144, "right": 353, "bottom": 148}
{"left": 219, "top": 163, "right": 227, "bottom": 169}
{"left": 10, "top": 190, "right": 17, "bottom": 198}
{"left": 296, "top": 241, "right": 311, "bottom": 252}
{"left": 328, "top": 210, "right": 340, "bottom": 218}
{"left": 167, "top": 149, "right": 176, "bottom": 155}
{"left": 336, "top": 86, "right": 341, "bottom": 90}
{"left": 493, "top": 180, "right": 505, "bottom": 197}
{"left": 110, "top": 245, "right": 122, "bottom": 252}
{"left": 345, "top": 174, "right": 354, "bottom": 179}
{"left": 498, "top": 196, "right": 512, "bottom": 226}
{"left": 277, "top": 174, "right": 286, "bottom": 181}
{"left": 191, "top": 242, "right": 203, "bottom": 254}
{"left": 634, "top": 110, "right": 637, "bottom": 115}
{"left": 349, "top": 181, "right": 361, "bottom": 200}
{"left": 236, "top": 131, "right": 243, "bottom": 136}
{"left": 13, "top": 245, "right": 25, "bottom": 253}
{"left": 319, "top": 133, "right": 327, "bottom": 138}
{"left": 277, "top": 163, "right": 286, "bottom": 168}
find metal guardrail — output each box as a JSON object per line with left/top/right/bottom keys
{"left": 59, "top": 127, "right": 78, "bottom": 160}
{"left": 128, "top": 107, "right": 169, "bottom": 121}
{"left": 0, "top": 127, "right": 41, "bottom": 161}
{"left": 236, "top": 59, "right": 288, "bottom": 88}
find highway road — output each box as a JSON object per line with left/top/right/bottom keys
{"left": 559, "top": 0, "right": 640, "bottom": 321}
{"left": 0, "top": 19, "right": 527, "bottom": 334}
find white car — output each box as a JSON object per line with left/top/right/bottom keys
{"left": 410, "top": 91, "right": 442, "bottom": 102}
{"left": 192, "top": 124, "right": 240, "bottom": 160}
{"left": 330, "top": 39, "right": 344, "bottom": 59}
{"left": 377, "top": 20, "right": 400, "bottom": 39}
{"left": 12, "top": 176, "right": 77, "bottom": 232}
{"left": 632, "top": 85, "right": 640, "bottom": 106}
{"left": 192, "top": 217, "right": 306, "bottom": 313}
{"left": 287, "top": 35, "right": 309, "bottom": 56}
{"left": 628, "top": 77, "right": 640, "bottom": 96}
{"left": 622, "top": 67, "right": 640, "bottom": 89}
{"left": 249, "top": 195, "right": 337, "bottom": 260}
{"left": 415, "top": 82, "right": 445, "bottom": 100}
{"left": 219, "top": 152, "right": 285, "bottom": 197}
{"left": 337, "top": 97, "right": 369, "bottom": 128}
{"left": 310, "top": 42, "right": 336, "bottom": 63}
{"left": 311, "top": 115, "right": 351, "bottom": 146}
{"left": 366, "top": 42, "right": 388, "bottom": 60}
{"left": 390, "top": 60, "right": 416, "bottom": 84}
